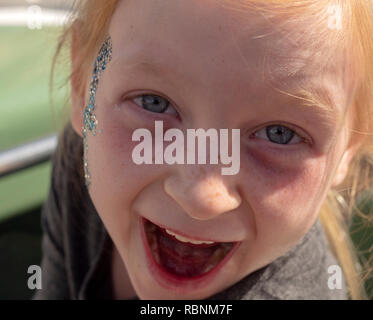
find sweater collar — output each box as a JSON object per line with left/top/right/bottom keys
{"left": 208, "top": 219, "right": 348, "bottom": 299}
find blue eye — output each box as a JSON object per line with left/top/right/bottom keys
{"left": 254, "top": 125, "right": 303, "bottom": 145}
{"left": 133, "top": 94, "right": 178, "bottom": 115}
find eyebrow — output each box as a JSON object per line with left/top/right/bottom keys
{"left": 112, "top": 58, "right": 173, "bottom": 79}
{"left": 272, "top": 84, "right": 338, "bottom": 121}
{"left": 111, "top": 57, "right": 339, "bottom": 122}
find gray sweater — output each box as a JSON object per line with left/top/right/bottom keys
{"left": 32, "top": 122, "right": 349, "bottom": 300}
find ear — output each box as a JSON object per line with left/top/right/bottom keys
{"left": 70, "top": 20, "right": 88, "bottom": 138}
{"left": 331, "top": 135, "right": 363, "bottom": 188}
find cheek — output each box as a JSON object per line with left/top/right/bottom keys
{"left": 240, "top": 149, "right": 329, "bottom": 238}
{"left": 85, "top": 109, "right": 160, "bottom": 239}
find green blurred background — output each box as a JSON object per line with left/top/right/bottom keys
{"left": 0, "top": 25, "right": 69, "bottom": 299}
{"left": 0, "top": 26, "right": 69, "bottom": 222}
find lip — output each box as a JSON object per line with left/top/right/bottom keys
{"left": 139, "top": 216, "right": 242, "bottom": 292}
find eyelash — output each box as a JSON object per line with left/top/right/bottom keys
{"left": 130, "top": 93, "right": 308, "bottom": 146}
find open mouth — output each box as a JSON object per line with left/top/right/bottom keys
{"left": 143, "top": 218, "right": 235, "bottom": 278}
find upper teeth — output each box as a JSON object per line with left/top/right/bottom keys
{"left": 165, "top": 228, "right": 215, "bottom": 245}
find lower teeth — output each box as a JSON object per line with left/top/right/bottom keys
{"left": 201, "top": 243, "right": 233, "bottom": 273}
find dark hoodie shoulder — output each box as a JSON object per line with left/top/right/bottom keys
{"left": 209, "top": 219, "right": 349, "bottom": 300}
{"left": 32, "top": 122, "right": 112, "bottom": 299}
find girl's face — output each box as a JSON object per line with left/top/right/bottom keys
{"left": 72, "top": 0, "right": 360, "bottom": 299}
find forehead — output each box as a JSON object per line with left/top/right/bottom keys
{"left": 108, "top": 0, "right": 357, "bottom": 120}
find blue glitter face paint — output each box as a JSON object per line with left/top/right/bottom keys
{"left": 82, "top": 36, "right": 113, "bottom": 190}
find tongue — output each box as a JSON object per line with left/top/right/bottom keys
{"left": 156, "top": 226, "right": 220, "bottom": 277}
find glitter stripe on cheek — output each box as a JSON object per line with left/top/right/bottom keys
{"left": 82, "top": 35, "right": 113, "bottom": 190}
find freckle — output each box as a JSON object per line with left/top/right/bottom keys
{"left": 214, "top": 192, "right": 221, "bottom": 198}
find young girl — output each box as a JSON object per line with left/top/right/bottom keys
{"left": 33, "top": 0, "right": 373, "bottom": 300}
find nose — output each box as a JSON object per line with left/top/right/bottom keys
{"left": 164, "top": 165, "right": 242, "bottom": 221}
